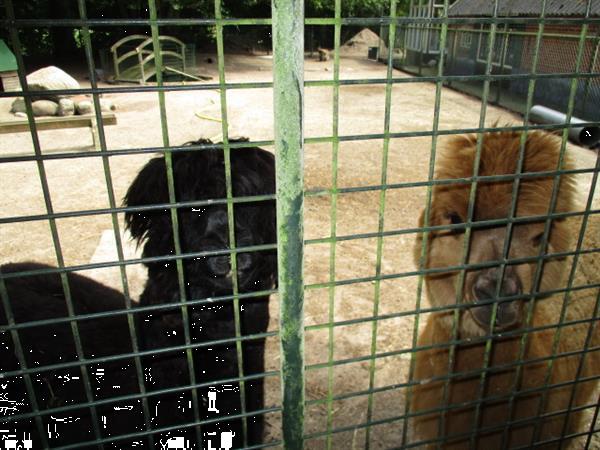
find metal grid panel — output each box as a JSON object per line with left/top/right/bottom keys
{"left": 0, "top": 0, "right": 599, "bottom": 449}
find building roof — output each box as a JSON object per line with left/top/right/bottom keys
{"left": 0, "top": 39, "right": 18, "bottom": 73}
{"left": 448, "top": 0, "right": 600, "bottom": 17}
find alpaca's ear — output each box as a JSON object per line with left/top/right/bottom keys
{"left": 124, "top": 156, "right": 169, "bottom": 244}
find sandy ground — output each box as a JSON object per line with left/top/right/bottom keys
{"left": 0, "top": 53, "right": 599, "bottom": 449}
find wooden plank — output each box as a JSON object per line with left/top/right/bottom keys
{"left": 117, "top": 65, "right": 144, "bottom": 82}
{"left": 0, "top": 113, "right": 117, "bottom": 134}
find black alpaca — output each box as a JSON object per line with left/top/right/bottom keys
{"left": 124, "top": 138, "right": 277, "bottom": 447}
{"left": 0, "top": 262, "right": 146, "bottom": 448}
{"left": 1, "top": 139, "right": 276, "bottom": 448}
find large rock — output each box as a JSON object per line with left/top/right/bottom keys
{"left": 26, "top": 66, "right": 80, "bottom": 101}
{"left": 10, "top": 66, "right": 80, "bottom": 113}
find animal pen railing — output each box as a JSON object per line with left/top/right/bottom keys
{"left": 110, "top": 34, "right": 188, "bottom": 84}
{"left": 0, "top": 0, "right": 599, "bottom": 449}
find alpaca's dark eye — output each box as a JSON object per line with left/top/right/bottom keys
{"left": 532, "top": 232, "right": 544, "bottom": 246}
{"left": 446, "top": 212, "right": 463, "bottom": 225}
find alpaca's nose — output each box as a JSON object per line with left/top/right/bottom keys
{"left": 473, "top": 266, "right": 521, "bottom": 301}
{"left": 470, "top": 266, "right": 522, "bottom": 329}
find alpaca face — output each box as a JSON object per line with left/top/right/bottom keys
{"left": 177, "top": 203, "right": 277, "bottom": 298}
{"left": 414, "top": 131, "right": 574, "bottom": 338}
{"left": 421, "top": 212, "right": 564, "bottom": 337}
{"left": 124, "top": 142, "right": 277, "bottom": 307}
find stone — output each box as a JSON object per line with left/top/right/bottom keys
{"left": 75, "top": 98, "right": 116, "bottom": 115}
{"left": 75, "top": 100, "right": 93, "bottom": 115}
{"left": 26, "top": 66, "right": 80, "bottom": 101}
{"left": 31, "top": 100, "right": 59, "bottom": 116}
{"left": 100, "top": 98, "right": 116, "bottom": 112}
{"left": 57, "top": 98, "right": 75, "bottom": 116}
{"left": 10, "top": 97, "right": 25, "bottom": 114}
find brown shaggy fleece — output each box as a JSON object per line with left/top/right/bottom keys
{"left": 408, "top": 130, "right": 599, "bottom": 449}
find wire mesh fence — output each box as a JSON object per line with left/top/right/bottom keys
{"left": 0, "top": 0, "right": 599, "bottom": 449}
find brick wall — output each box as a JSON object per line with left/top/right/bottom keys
{"left": 520, "top": 24, "right": 599, "bottom": 74}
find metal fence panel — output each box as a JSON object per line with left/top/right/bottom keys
{"left": 0, "top": 0, "right": 599, "bottom": 449}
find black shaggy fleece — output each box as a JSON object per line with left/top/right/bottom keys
{"left": 0, "top": 262, "right": 147, "bottom": 448}
{"left": 0, "top": 140, "right": 276, "bottom": 449}
{"left": 124, "top": 138, "right": 277, "bottom": 447}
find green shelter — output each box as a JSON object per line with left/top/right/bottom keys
{"left": 0, "top": 39, "right": 20, "bottom": 91}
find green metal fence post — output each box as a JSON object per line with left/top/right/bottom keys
{"left": 272, "top": 0, "right": 305, "bottom": 448}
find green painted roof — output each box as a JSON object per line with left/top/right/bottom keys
{"left": 0, "top": 39, "right": 18, "bottom": 72}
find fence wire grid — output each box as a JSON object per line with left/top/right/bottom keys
{"left": 0, "top": 0, "right": 599, "bottom": 449}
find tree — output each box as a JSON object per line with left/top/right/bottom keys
{"left": 1, "top": 0, "right": 407, "bottom": 59}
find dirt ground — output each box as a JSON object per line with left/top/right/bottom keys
{"left": 0, "top": 53, "right": 598, "bottom": 449}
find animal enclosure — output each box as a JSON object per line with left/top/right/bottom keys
{"left": 0, "top": 0, "right": 599, "bottom": 449}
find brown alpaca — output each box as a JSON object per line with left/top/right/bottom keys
{"left": 409, "top": 130, "right": 599, "bottom": 449}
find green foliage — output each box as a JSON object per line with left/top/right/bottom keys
{"left": 2, "top": 0, "right": 406, "bottom": 58}
{"left": 308, "top": 0, "right": 389, "bottom": 16}
{"left": 73, "top": 28, "right": 88, "bottom": 49}
{"left": 154, "top": 0, "right": 213, "bottom": 18}
{"left": 20, "top": 29, "right": 54, "bottom": 57}
{"left": 306, "top": 0, "right": 410, "bottom": 16}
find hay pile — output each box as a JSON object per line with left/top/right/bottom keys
{"left": 340, "top": 28, "right": 384, "bottom": 56}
